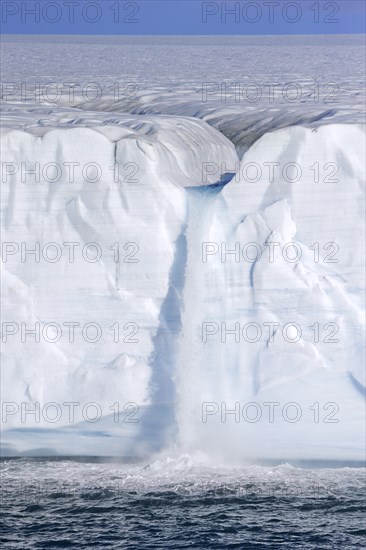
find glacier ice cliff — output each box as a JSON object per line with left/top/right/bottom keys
{"left": 1, "top": 112, "right": 365, "bottom": 462}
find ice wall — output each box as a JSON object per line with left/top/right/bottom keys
{"left": 177, "top": 124, "right": 365, "bottom": 463}
{"left": 1, "top": 121, "right": 365, "bottom": 462}
{"left": 0, "top": 120, "right": 237, "bottom": 456}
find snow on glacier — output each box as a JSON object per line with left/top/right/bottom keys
{"left": 0, "top": 35, "right": 365, "bottom": 462}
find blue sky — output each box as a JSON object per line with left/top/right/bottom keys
{"left": 1, "top": 1, "right": 365, "bottom": 35}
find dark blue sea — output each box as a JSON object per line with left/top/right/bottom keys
{"left": 1, "top": 457, "right": 365, "bottom": 549}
